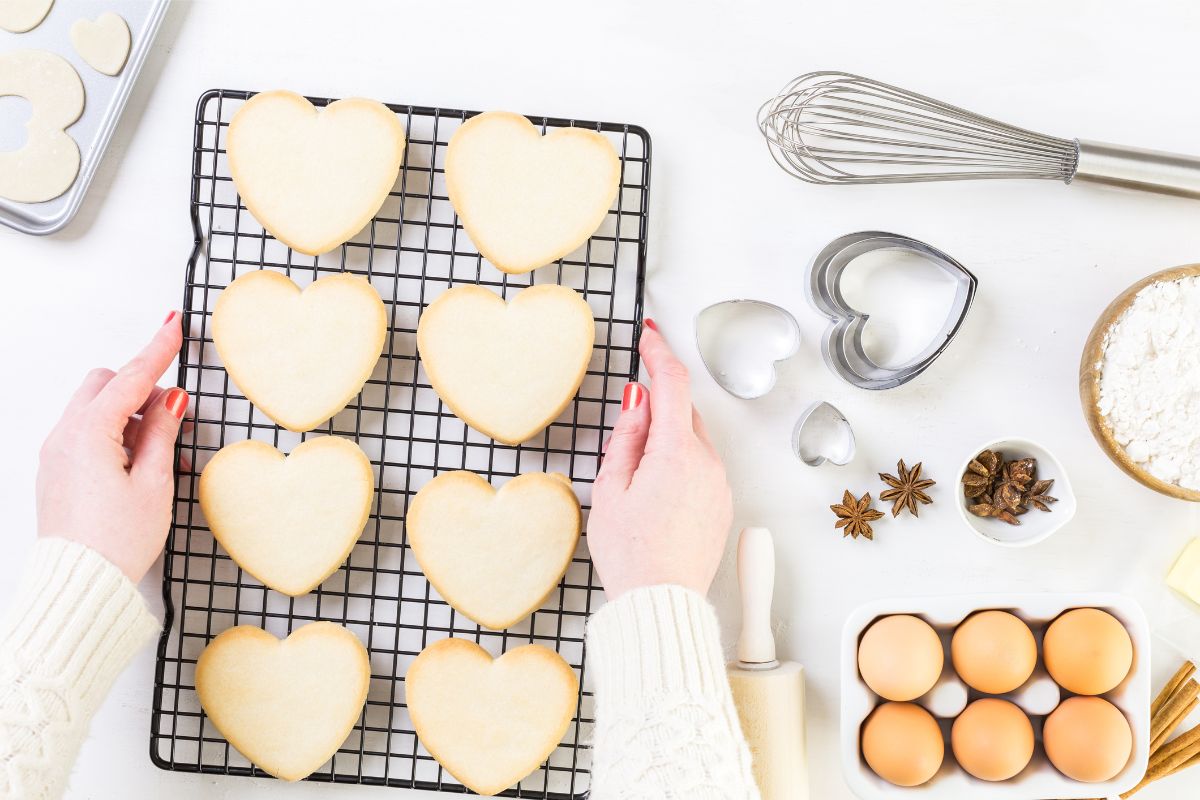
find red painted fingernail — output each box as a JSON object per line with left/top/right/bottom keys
{"left": 644, "top": 318, "right": 658, "bottom": 332}
{"left": 164, "top": 388, "right": 189, "bottom": 420}
{"left": 163, "top": 310, "right": 178, "bottom": 326}
{"left": 621, "top": 382, "right": 643, "bottom": 411}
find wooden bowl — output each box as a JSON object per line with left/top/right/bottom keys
{"left": 1079, "top": 264, "right": 1200, "bottom": 502}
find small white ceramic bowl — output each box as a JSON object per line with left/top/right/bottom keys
{"left": 955, "top": 437, "right": 1077, "bottom": 548}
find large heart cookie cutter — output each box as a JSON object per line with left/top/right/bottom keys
{"left": 806, "top": 231, "right": 978, "bottom": 390}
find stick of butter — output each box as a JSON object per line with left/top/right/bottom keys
{"left": 1167, "top": 538, "right": 1200, "bottom": 607}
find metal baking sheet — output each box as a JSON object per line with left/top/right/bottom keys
{"left": 0, "top": 0, "right": 169, "bottom": 235}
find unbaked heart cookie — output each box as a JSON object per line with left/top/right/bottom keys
{"left": 70, "top": 12, "right": 131, "bottom": 76}
{"left": 416, "top": 284, "right": 594, "bottom": 444}
{"left": 0, "top": 50, "right": 84, "bottom": 203}
{"left": 196, "top": 622, "right": 370, "bottom": 782}
{"left": 407, "top": 471, "right": 580, "bottom": 629}
{"left": 199, "top": 436, "right": 374, "bottom": 596}
{"left": 0, "top": 0, "right": 53, "bottom": 33}
{"left": 227, "top": 90, "right": 406, "bottom": 255}
{"left": 213, "top": 270, "right": 387, "bottom": 432}
{"left": 406, "top": 639, "right": 578, "bottom": 796}
{"left": 446, "top": 111, "right": 620, "bottom": 274}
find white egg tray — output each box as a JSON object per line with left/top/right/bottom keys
{"left": 840, "top": 593, "right": 1151, "bottom": 800}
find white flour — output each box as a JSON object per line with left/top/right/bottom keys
{"left": 1097, "top": 276, "right": 1200, "bottom": 490}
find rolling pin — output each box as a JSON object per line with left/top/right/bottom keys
{"left": 727, "top": 527, "right": 809, "bottom": 800}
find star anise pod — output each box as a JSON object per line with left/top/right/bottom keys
{"left": 993, "top": 459, "right": 1035, "bottom": 512}
{"left": 831, "top": 490, "right": 885, "bottom": 540}
{"left": 1006, "top": 458, "right": 1037, "bottom": 485}
{"left": 1023, "top": 479, "right": 1058, "bottom": 512}
{"left": 962, "top": 450, "right": 1001, "bottom": 498}
{"left": 967, "top": 493, "right": 1021, "bottom": 525}
{"left": 879, "top": 459, "right": 936, "bottom": 517}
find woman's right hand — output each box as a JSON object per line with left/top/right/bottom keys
{"left": 587, "top": 321, "right": 733, "bottom": 600}
{"left": 35, "top": 313, "right": 189, "bottom": 583}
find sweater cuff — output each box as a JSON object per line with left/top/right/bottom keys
{"left": 1, "top": 538, "right": 160, "bottom": 713}
{"left": 586, "top": 585, "right": 728, "bottom": 697}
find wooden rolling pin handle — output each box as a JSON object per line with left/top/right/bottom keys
{"left": 736, "top": 526, "right": 777, "bottom": 666}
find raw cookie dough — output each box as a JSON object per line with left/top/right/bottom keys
{"left": 0, "top": 50, "right": 83, "bottom": 203}
{"left": 70, "top": 11, "right": 131, "bottom": 76}
{"left": 446, "top": 111, "right": 621, "bottom": 275}
{"left": 405, "top": 639, "right": 578, "bottom": 796}
{"left": 227, "top": 90, "right": 406, "bottom": 255}
{"left": 0, "top": 0, "right": 54, "bottom": 33}
{"left": 212, "top": 270, "right": 387, "bottom": 432}
{"left": 407, "top": 471, "right": 581, "bottom": 629}
{"left": 195, "top": 622, "right": 370, "bottom": 782}
{"left": 416, "top": 284, "right": 595, "bottom": 445}
{"left": 199, "top": 436, "right": 374, "bottom": 596}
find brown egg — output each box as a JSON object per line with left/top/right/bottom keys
{"left": 861, "top": 702, "right": 945, "bottom": 787}
{"left": 1043, "top": 608, "right": 1133, "bottom": 695}
{"left": 858, "top": 615, "right": 944, "bottom": 701}
{"left": 951, "top": 610, "right": 1037, "bottom": 694}
{"left": 951, "top": 699, "right": 1034, "bottom": 781}
{"left": 1044, "top": 696, "right": 1133, "bottom": 782}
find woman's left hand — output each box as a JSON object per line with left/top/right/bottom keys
{"left": 35, "top": 313, "right": 189, "bottom": 582}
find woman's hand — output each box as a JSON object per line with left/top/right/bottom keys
{"left": 588, "top": 321, "right": 733, "bottom": 599}
{"left": 36, "top": 313, "right": 190, "bottom": 582}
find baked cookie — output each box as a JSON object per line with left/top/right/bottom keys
{"left": 199, "top": 436, "right": 374, "bottom": 596}
{"left": 446, "top": 111, "right": 620, "bottom": 274}
{"left": 227, "top": 90, "right": 406, "bottom": 255}
{"left": 407, "top": 471, "right": 581, "bottom": 629}
{"left": 406, "top": 639, "right": 578, "bottom": 795}
{"left": 416, "top": 284, "right": 595, "bottom": 444}
{"left": 212, "top": 270, "right": 387, "bottom": 432}
{"left": 195, "top": 622, "right": 370, "bottom": 782}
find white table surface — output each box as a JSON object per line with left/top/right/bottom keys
{"left": 2, "top": 1, "right": 1200, "bottom": 797}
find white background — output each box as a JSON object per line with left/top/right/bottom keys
{"left": 2, "top": 0, "right": 1200, "bottom": 797}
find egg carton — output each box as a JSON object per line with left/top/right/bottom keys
{"left": 840, "top": 593, "right": 1151, "bottom": 800}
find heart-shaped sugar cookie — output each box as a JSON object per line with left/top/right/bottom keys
{"left": 199, "top": 436, "right": 374, "bottom": 596}
{"left": 0, "top": 50, "right": 84, "bottom": 203}
{"left": 408, "top": 471, "right": 580, "bottom": 629}
{"left": 213, "top": 270, "right": 387, "bottom": 432}
{"left": 446, "top": 111, "right": 620, "bottom": 274}
{"left": 0, "top": 0, "right": 53, "bottom": 33}
{"left": 417, "top": 284, "right": 595, "bottom": 444}
{"left": 196, "top": 622, "right": 370, "bottom": 782}
{"left": 406, "top": 639, "right": 578, "bottom": 796}
{"left": 70, "top": 12, "right": 131, "bottom": 76}
{"left": 227, "top": 90, "right": 406, "bottom": 255}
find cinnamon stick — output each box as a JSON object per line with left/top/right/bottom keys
{"left": 1150, "top": 679, "right": 1199, "bottom": 744}
{"left": 1145, "top": 722, "right": 1200, "bottom": 781}
{"left": 1151, "top": 696, "right": 1199, "bottom": 752}
{"left": 1119, "top": 661, "right": 1200, "bottom": 798}
{"left": 1152, "top": 662, "right": 1196, "bottom": 717}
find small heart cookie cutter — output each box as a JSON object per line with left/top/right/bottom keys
{"left": 792, "top": 401, "right": 856, "bottom": 467}
{"left": 806, "top": 231, "right": 978, "bottom": 390}
{"left": 695, "top": 299, "right": 801, "bottom": 399}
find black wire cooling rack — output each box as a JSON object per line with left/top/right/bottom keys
{"left": 149, "top": 89, "right": 650, "bottom": 798}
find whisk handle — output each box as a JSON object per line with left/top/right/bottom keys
{"left": 1074, "top": 140, "right": 1200, "bottom": 199}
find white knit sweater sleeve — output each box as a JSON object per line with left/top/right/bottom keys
{"left": 585, "top": 584, "right": 760, "bottom": 800}
{"left": 0, "top": 538, "right": 160, "bottom": 800}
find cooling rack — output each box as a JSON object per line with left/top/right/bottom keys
{"left": 149, "top": 89, "right": 651, "bottom": 798}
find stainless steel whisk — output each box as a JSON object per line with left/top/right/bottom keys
{"left": 758, "top": 71, "right": 1200, "bottom": 199}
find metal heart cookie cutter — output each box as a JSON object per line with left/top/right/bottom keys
{"left": 695, "top": 299, "right": 802, "bottom": 399}
{"left": 793, "top": 401, "right": 856, "bottom": 467}
{"left": 806, "top": 231, "right": 978, "bottom": 390}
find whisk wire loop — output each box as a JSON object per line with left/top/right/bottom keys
{"left": 759, "top": 71, "right": 1078, "bottom": 185}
